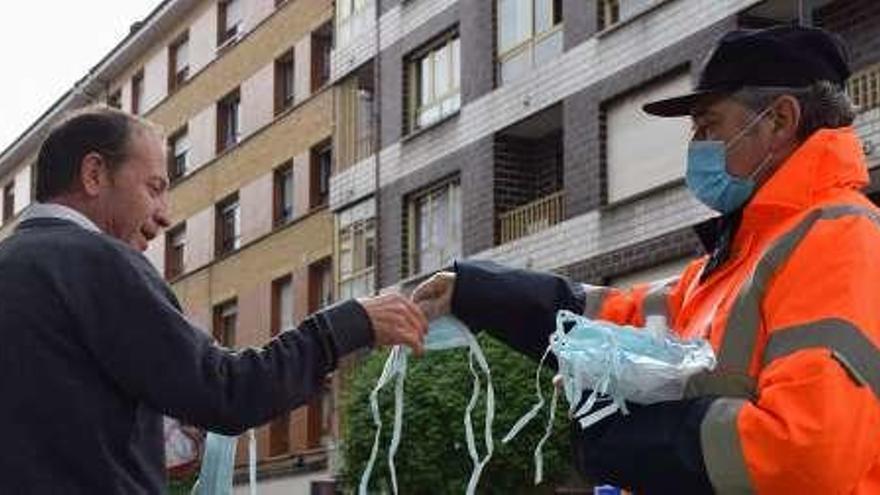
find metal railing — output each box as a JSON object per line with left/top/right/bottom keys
{"left": 849, "top": 63, "right": 880, "bottom": 113}
{"left": 498, "top": 191, "right": 564, "bottom": 244}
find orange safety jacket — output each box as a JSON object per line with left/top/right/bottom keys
{"left": 585, "top": 127, "right": 880, "bottom": 493}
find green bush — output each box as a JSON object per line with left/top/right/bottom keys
{"left": 339, "top": 334, "right": 573, "bottom": 494}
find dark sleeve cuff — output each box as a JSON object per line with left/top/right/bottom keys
{"left": 451, "top": 259, "right": 585, "bottom": 364}
{"left": 318, "top": 299, "right": 375, "bottom": 364}
{"left": 571, "top": 397, "right": 717, "bottom": 493}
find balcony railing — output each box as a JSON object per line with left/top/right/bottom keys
{"left": 498, "top": 191, "right": 564, "bottom": 244}
{"left": 849, "top": 63, "right": 880, "bottom": 113}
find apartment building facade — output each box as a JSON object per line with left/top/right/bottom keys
{"left": 0, "top": 0, "right": 342, "bottom": 492}
{"left": 328, "top": 0, "right": 880, "bottom": 299}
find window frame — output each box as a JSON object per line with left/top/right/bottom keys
{"left": 496, "top": 0, "right": 563, "bottom": 84}
{"left": 216, "top": 89, "right": 241, "bottom": 154}
{"left": 131, "top": 70, "right": 145, "bottom": 115}
{"left": 215, "top": 193, "right": 241, "bottom": 257}
{"left": 310, "top": 22, "right": 334, "bottom": 92}
{"left": 407, "top": 32, "right": 461, "bottom": 134}
{"left": 217, "top": 0, "right": 242, "bottom": 47}
{"left": 309, "top": 140, "right": 332, "bottom": 209}
{"left": 164, "top": 223, "right": 186, "bottom": 279}
{"left": 405, "top": 179, "right": 462, "bottom": 277}
{"left": 168, "top": 32, "right": 190, "bottom": 93}
{"left": 168, "top": 126, "right": 189, "bottom": 183}
{"left": 337, "top": 217, "right": 376, "bottom": 299}
{"left": 212, "top": 298, "right": 238, "bottom": 347}
{"left": 107, "top": 89, "right": 122, "bottom": 109}
{"left": 274, "top": 49, "right": 296, "bottom": 115}
{"left": 2, "top": 181, "right": 14, "bottom": 223}
{"left": 273, "top": 160, "right": 295, "bottom": 226}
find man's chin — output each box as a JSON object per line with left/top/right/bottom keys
{"left": 128, "top": 237, "right": 150, "bottom": 252}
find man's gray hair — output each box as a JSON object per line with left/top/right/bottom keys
{"left": 731, "top": 81, "right": 856, "bottom": 142}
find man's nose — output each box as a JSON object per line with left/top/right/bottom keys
{"left": 155, "top": 197, "right": 171, "bottom": 229}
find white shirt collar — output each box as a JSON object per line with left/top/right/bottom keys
{"left": 19, "top": 203, "right": 103, "bottom": 233}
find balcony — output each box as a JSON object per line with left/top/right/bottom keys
{"left": 498, "top": 191, "right": 564, "bottom": 244}
{"left": 494, "top": 104, "right": 565, "bottom": 245}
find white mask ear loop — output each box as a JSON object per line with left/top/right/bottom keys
{"left": 359, "top": 345, "right": 406, "bottom": 495}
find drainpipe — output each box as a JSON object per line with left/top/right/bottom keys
{"left": 372, "top": 0, "right": 383, "bottom": 296}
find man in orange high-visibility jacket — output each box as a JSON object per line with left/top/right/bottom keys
{"left": 413, "top": 26, "right": 880, "bottom": 493}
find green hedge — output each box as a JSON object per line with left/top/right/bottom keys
{"left": 339, "top": 334, "right": 573, "bottom": 494}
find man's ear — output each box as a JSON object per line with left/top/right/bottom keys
{"left": 769, "top": 95, "right": 802, "bottom": 145}
{"left": 79, "top": 152, "right": 110, "bottom": 197}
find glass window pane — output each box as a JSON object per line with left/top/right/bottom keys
{"left": 535, "top": 0, "right": 552, "bottom": 34}
{"left": 534, "top": 28, "right": 563, "bottom": 65}
{"left": 280, "top": 281, "right": 294, "bottom": 330}
{"left": 431, "top": 189, "right": 448, "bottom": 254}
{"left": 177, "top": 40, "right": 189, "bottom": 70}
{"left": 338, "top": 0, "right": 351, "bottom": 20}
{"left": 498, "top": 0, "right": 531, "bottom": 54}
{"left": 451, "top": 38, "right": 461, "bottom": 90}
{"left": 515, "top": 0, "right": 532, "bottom": 46}
{"left": 420, "top": 56, "right": 432, "bottom": 106}
{"left": 227, "top": 0, "right": 243, "bottom": 26}
{"left": 434, "top": 44, "right": 450, "bottom": 97}
{"left": 500, "top": 49, "right": 531, "bottom": 84}
{"left": 418, "top": 104, "right": 440, "bottom": 128}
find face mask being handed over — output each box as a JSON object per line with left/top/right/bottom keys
{"left": 686, "top": 106, "right": 776, "bottom": 214}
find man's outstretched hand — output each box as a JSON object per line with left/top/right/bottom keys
{"left": 357, "top": 293, "right": 429, "bottom": 355}
{"left": 411, "top": 271, "right": 456, "bottom": 321}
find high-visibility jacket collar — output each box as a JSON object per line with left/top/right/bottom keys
{"left": 740, "top": 127, "right": 869, "bottom": 237}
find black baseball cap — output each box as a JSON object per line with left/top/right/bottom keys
{"left": 643, "top": 25, "right": 851, "bottom": 117}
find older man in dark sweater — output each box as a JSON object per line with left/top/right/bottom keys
{"left": 0, "top": 107, "right": 427, "bottom": 493}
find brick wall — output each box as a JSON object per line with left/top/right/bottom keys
{"left": 815, "top": 0, "right": 880, "bottom": 71}
{"left": 378, "top": 136, "right": 493, "bottom": 286}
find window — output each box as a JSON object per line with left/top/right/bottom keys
{"left": 216, "top": 89, "right": 241, "bottom": 153}
{"left": 338, "top": 216, "right": 375, "bottom": 299}
{"left": 408, "top": 35, "right": 460, "bottom": 133}
{"left": 272, "top": 275, "right": 295, "bottom": 335}
{"left": 497, "top": 0, "right": 563, "bottom": 84}
{"left": 168, "top": 33, "right": 190, "bottom": 92}
{"left": 2, "top": 182, "right": 14, "bottom": 223}
{"left": 273, "top": 161, "right": 294, "bottom": 226}
{"left": 310, "top": 140, "right": 332, "bottom": 209}
{"left": 309, "top": 258, "right": 334, "bottom": 312}
{"left": 336, "top": 0, "right": 369, "bottom": 47}
{"left": 311, "top": 22, "right": 333, "bottom": 91}
{"left": 215, "top": 194, "right": 241, "bottom": 256}
{"left": 274, "top": 49, "right": 295, "bottom": 115}
{"left": 168, "top": 127, "right": 189, "bottom": 183}
{"left": 165, "top": 224, "right": 186, "bottom": 279}
{"left": 131, "top": 70, "right": 144, "bottom": 115}
{"left": 212, "top": 299, "right": 238, "bottom": 347}
{"left": 848, "top": 62, "right": 880, "bottom": 113}
{"left": 335, "top": 68, "right": 375, "bottom": 170}
{"left": 218, "top": 0, "right": 242, "bottom": 47}
{"left": 604, "top": 72, "right": 691, "bottom": 203}
{"left": 598, "top": 0, "right": 620, "bottom": 30}
{"left": 405, "top": 180, "right": 462, "bottom": 276}
{"left": 108, "top": 89, "right": 122, "bottom": 109}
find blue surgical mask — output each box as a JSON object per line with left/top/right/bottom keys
{"left": 686, "top": 107, "right": 774, "bottom": 213}
{"left": 192, "top": 429, "right": 258, "bottom": 495}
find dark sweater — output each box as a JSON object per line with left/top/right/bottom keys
{"left": 0, "top": 218, "right": 374, "bottom": 494}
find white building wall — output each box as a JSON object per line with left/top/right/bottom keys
{"left": 143, "top": 48, "right": 169, "bottom": 114}
{"left": 240, "top": 64, "right": 275, "bottom": 138}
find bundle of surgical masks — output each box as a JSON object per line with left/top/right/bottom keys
{"left": 191, "top": 428, "right": 258, "bottom": 495}
{"left": 359, "top": 316, "right": 494, "bottom": 495}
{"left": 504, "top": 310, "right": 717, "bottom": 484}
